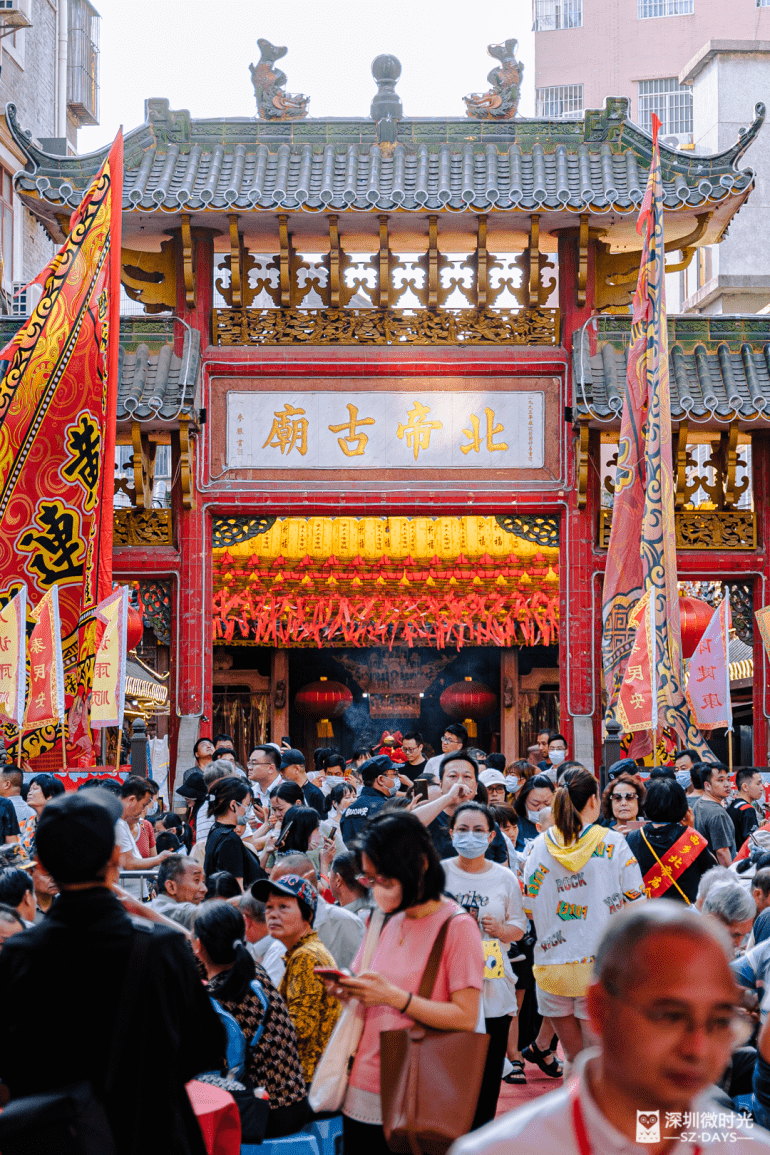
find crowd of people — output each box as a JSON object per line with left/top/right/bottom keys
{"left": 0, "top": 726, "right": 769, "bottom": 1152}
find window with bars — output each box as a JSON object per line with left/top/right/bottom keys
{"left": 758, "top": 0, "right": 770, "bottom": 8}
{"left": 534, "top": 0, "right": 583, "bottom": 30}
{"left": 638, "top": 78, "right": 693, "bottom": 138}
{"left": 536, "top": 84, "right": 584, "bottom": 119}
{"left": 638, "top": 0, "right": 693, "bottom": 16}
{"left": 0, "top": 169, "right": 13, "bottom": 285}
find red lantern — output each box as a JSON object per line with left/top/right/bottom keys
{"left": 295, "top": 676, "right": 353, "bottom": 738}
{"left": 440, "top": 677, "right": 497, "bottom": 739}
{"left": 679, "top": 596, "right": 713, "bottom": 660}
{"left": 127, "top": 606, "right": 144, "bottom": 652}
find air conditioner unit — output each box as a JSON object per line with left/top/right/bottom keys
{"left": 662, "top": 133, "right": 693, "bottom": 151}
{"left": 0, "top": 2, "right": 31, "bottom": 29}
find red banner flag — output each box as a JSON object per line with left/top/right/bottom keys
{"left": 601, "top": 115, "right": 710, "bottom": 757}
{"left": 24, "top": 586, "right": 65, "bottom": 732}
{"left": 686, "top": 591, "right": 732, "bottom": 731}
{"left": 0, "top": 584, "right": 26, "bottom": 727}
{"left": 616, "top": 588, "right": 658, "bottom": 734}
{"left": 0, "top": 133, "right": 123, "bottom": 761}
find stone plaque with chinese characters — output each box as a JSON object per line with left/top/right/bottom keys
{"left": 227, "top": 391, "right": 544, "bottom": 470}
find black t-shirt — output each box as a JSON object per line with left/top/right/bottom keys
{"left": 0, "top": 798, "right": 20, "bottom": 841}
{"left": 626, "top": 822, "right": 717, "bottom": 904}
{"left": 301, "top": 780, "right": 327, "bottom": 817}
{"left": 204, "top": 823, "right": 263, "bottom": 887}
{"left": 399, "top": 758, "right": 428, "bottom": 783}
{"left": 726, "top": 798, "right": 759, "bottom": 850}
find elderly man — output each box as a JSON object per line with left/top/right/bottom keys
{"left": 702, "top": 882, "right": 757, "bottom": 955}
{"left": 149, "top": 855, "right": 206, "bottom": 930}
{"left": 452, "top": 903, "right": 767, "bottom": 1154}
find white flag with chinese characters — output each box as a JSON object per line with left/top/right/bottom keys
{"left": 685, "top": 591, "right": 732, "bottom": 731}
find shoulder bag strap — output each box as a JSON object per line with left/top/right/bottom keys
{"left": 104, "top": 923, "right": 153, "bottom": 1094}
{"left": 357, "top": 906, "right": 385, "bottom": 974}
{"left": 417, "top": 909, "right": 461, "bottom": 1000}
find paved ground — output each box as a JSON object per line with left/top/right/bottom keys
{"left": 495, "top": 1055, "right": 564, "bottom": 1116}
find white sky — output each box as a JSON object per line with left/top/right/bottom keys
{"left": 78, "top": 0, "right": 536, "bottom": 155}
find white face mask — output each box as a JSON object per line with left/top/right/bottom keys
{"left": 505, "top": 775, "right": 519, "bottom": 792}
{"left": 549, "top": 749, "right": 566, "bottom": 766}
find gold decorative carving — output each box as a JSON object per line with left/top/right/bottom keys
{"left": 121, "top": 239, "right": 177, "bottom": 314}
{"left": 595, "top": 213, "right": 712, "bottom": 312}
{"left": 228, "top": 214, "right": 243, "bottom": 310}
{"left": 598, "top": 508, "right": 755, "bottom": 550}
{"left": 176, "top": 417, "right": 194, "bottom": 510}
{"left": 576, "top": 419, "right": 590, "bottom": 509}
{"left": 604, "top": 422, "right": 749, "bottom": 512}
{"left": 131, "top": 421, "right": 157, "bottom": 510}
{"left": 114, "top": 509, "right": 173, "bottom": 547}
{"left": 577, "top": 214, "right": 589, "bottom": 308}
{"left": 211, "top": 305, "right": 560, "bottom": 346}
{"left": 180, "top": 213, "right": 195, "bottom": 309}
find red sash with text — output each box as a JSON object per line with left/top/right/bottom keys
{"left": 642, "top": 827, "right": 708, "bottom": 900}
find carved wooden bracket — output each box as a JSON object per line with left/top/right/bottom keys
{"left": 576, "top": 419, "right": 590, "bottom": 509}
{"left": 378, "top": 215, "right": 390, "bottom": 309}
{"left": 595, "top": 213, "right": 712, "bottom": 312}
{"left": 121, "top": 238, "right": 177, "bottom": 314}
{"left": 180, "top": 213, "right": 196, "bottom": 309}
{"left": 228, "top": 214, "right": 243, "bottom": 310}
{"left": 278, "top": 213, "right": 291, "bottom": 308}
{"left": 674, "top": 419, "right": 690, "bottom": 509}
{"left": 131, "top": 421, "right": 157, "bottom": 510}
{"left": 176, "top": 417, "right": 194, "bottom": 510}
{"left": 577, "top": 214, "right": 589, "bottom": 307}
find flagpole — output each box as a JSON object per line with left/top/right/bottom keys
{"left": 15, "top": 725, "right": 22, "bottom": 769}
{"left": 61, "top": 721, "right": 67, "bottom": 775}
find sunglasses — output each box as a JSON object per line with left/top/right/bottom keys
{"left": 612, "top": 792, "right": 637, "bottom": 802}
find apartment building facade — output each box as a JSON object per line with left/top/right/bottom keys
{"left": 533, "top": 0, "right": 770, "bottom": 146}
{"left": 0, "top": 0, "right": 99, "bottom": 304}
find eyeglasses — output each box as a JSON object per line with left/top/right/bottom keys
{"left": 612, "top": 792, "right": 637, "bottom": 802}
{"left": 610, "top": 992, "right": 753, "bottom": 1047}
{"left": 356, "top": 872, "right": 399, "bottom": 889}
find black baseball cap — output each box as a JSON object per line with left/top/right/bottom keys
{"left": 177, "top": 770, "right": 207, "bottom": 800}
{"left": 280, "top": 749, "right": 305, "bottom": 770}
{"left": 35, "top": 789, "right": 122, "bottom": 884}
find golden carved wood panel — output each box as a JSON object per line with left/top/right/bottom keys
{"left": 114, "top": 509, "right": 173, "bottom": 547}
{"left": 598, "top": 508, "right": 755, "bottom": 550}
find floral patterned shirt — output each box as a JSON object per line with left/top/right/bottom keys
{"left": 279, "top": 930, "right": 340, "bottom": 1082}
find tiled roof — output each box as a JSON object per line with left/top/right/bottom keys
{"left": 0, "top": 316, "right": 199, "bottom": 424}
{"left": 117, "top": 325, "right": 200, "bottom": 422}
{"left": 573, "top": 315, "right": 770, "bottom": 422}
{"left": 7, "top": 97, "right": 764, "bottom": 217}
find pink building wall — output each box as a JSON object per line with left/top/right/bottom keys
{"left": 534, "top": 0, "right": 770, "bottom": 124}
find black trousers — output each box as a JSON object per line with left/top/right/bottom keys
{"left": 342, "top": 1116, "right": 393, "bottom": 1155}
{"left": 472, "top": 1014, "right": 513, "bottom": 1130}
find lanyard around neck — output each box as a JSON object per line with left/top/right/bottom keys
{"left": 571, "top": 1086, "right": 701, "bottom": 1155}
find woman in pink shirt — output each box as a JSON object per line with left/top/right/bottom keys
{"left": 323, "top": 810, "right": 484, "bottom": 1155}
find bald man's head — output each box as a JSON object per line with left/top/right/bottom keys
{"left": 271, "top": 853, "right": 318, "bottom": 890}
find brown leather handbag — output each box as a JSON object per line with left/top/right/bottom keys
{"left": 380, "top": 910, "right": 489, "bottom": 1155}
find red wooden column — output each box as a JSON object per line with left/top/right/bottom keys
{"left": 558, "top": 230, "right": 601, "bottom": 771}
{"left": 170, "top": 230, "right": 215, "bottom": 791}
{"left": 753, "top": 432, "right": 770, "bottom": 764}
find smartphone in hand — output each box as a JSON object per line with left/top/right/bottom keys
{"left": 413, "top": 778, "right": 429, "bottom": 802}
{"left": 314, "top": 966, "right": 349, "bottom": 981}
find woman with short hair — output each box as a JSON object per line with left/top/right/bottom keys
{"left": 523, "top": 767, "right": 646, "bottom": 1065}
{"left": 599, "top": 772, "right": 646, "bottom": 835}
{"left": 626, "top": 777, "right": 716, "bottom": 905}
{"left": 192, "top": 900, "right": 311, "bottom": 1138}
{"left": 19, "top": 774, "right": 65, "bottom": 856}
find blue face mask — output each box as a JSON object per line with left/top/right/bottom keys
{"left": 452, "top": 832, "right": 489, "bottom": 859}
